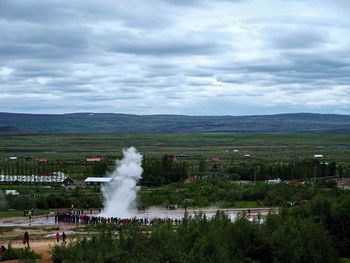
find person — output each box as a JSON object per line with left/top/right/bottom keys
{"left": 0, "top": 245, "right": 6, "bottom": 254}
{"left": 56, "top": 232, "right": 60, "bottom": 243}
{"left": 23, "top": 231, "right": 30, "bottom": 247}
{"left": 62, "top": 232, "right": 67, "bottom": 244}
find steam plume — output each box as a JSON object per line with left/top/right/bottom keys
{"left": 101, "top": 147, "right": 143, "bottom": 217}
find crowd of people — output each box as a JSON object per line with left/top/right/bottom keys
{"left": 54, "top": 209, "right": 184, "bottom": 226}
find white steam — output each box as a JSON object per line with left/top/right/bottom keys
{"left": 101, "top": 147, "right": 143, "bottom": 217}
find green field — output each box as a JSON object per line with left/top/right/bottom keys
{"left": 0, "top": 132, "right": 349, "bottom": 163}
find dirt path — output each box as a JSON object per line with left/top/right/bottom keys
{"left": 1, "top": 239, "right": 55, "bottom": 263}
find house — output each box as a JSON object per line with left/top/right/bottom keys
{"left": 314, "top": 154, "right": 324, "bottom": 159}
{"left": 84, "top": 177, "right": 112, "bottom": 186}
{"left": 244, "top": 154, "right": 251, "bottom": 159}
{"left": 337, "top": 178, "right": 350, "bottom": 187}
{"left": 186, "top": 176, "right": 198, "bottom": 183}
{"left": 266, "top": 178, "right": 281, "bottom": 184}
{"left": 86, "top": 157, "right": 104, "bottom": 162}
{"left": 168, "top": 156, "right": 177, "bottom": 163}
{"left": 209, "top": 157, "right": 220, "bottom": 163}
{"left": 9, "top": 156, "right": 17, "bottom": 161}
{"left": 5, "top": 190, "right": 19, "bottom": 195}
{"left": 0, "top": 172, "right": 73, "bottom": 186}
{"left": 38, "top": 158, "right": 48, "bottom": 164}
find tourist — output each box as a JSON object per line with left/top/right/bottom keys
{"left": 62, "top": 232, "right": 67, "bottom": 244}
{"left": 0, "top": 245, "right": 6, "bottom": 254}
{"left": 23, "top": 231, "right": 30, "bottom": 247}
{"left": 56, "top": 232, "right": 60, "bottom": 243}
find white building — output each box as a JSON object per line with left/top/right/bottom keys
{"left": 266, "top": 178, "right": 282, "bottom": 184}
{"left": 5, "top": 190, "right": 19, "bottom": 195}
{"left": 0, "top": 172, "right": 73, "bottom": 185}
{"left": 84, "top": 177, "right": 112, "bottom": 186}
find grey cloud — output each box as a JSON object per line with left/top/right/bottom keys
{"left": 264, "top": 27, "right": 329, "bottom": 50}
{"left": 106, "top": 37, "right": 219, "bottom": 56}
{"left": 0, "top": 0, "right": 349, "bottom": 115}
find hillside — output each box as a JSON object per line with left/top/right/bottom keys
{"left": 0, "top": 112, "right": 349, "bottom": 132}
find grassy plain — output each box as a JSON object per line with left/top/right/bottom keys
{"left": 0, "top": 132, "right": 349, "bottom": 164}
{"left": 0, "top": 132, "right": 349, "bottom": 262}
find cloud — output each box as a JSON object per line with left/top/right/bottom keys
{"left": 0, "top": 0, "right": 349, "bottom": 115}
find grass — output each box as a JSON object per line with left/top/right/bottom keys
{"left": 0, "top": 209, "right": 52, "bottom": 218}
{"left": 0, "top": 132, "right": 349, "bottom": 163}
{"left": 0, "top": 132, "right": 349, "bottom": 180}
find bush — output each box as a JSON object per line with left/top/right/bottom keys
{"left": 51, "top": 212, "right": 338, "bottom": 263}
{"left": 0, "top": 244, "right": 40, "bottom": 262}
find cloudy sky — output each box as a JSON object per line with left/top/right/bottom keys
{"left": 0, "top": 0, "right": 349, "bottom": 115}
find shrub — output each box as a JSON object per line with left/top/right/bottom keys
{"left": 0, "top": 244, "right": 40, "bottom": 262}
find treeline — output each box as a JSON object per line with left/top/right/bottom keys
{"left": 141, "top": 155, "right": 342, "bottom": 186}
{"left": 141, "top": 155, "right": 187, "bottom": 186}
{"left": 52, "top": 191, "right": 350, "bottom": 262}
{"left": 139, "top": 179, "right": 335, "bottom": 207}
{"left": 1, "top": 187, "right": 102, "bottom": 211}
{"left": 225, "top": 159, "right": 340, "bottom": 181}
{"left": 0, "top": 157, "right": 344, "bottom": 186}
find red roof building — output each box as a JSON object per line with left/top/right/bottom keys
{"left": 86, "top": 157, "right": 104, "bottom": 162}
{"left": 38, "top": 158, "right": 48, "bottom": 164}
{"left": 168, "top": 156, "right": 177, "bottom": 163}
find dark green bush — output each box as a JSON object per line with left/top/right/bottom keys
{"left": 0, "top": 244, "right": 40, "bottom": 262}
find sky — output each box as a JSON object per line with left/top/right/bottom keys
{"left": 0, "top": 0, "right": 349, "bottom": 115}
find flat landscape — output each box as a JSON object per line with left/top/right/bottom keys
{"left": 1, "top": 131, "right": 350, "bottom": 261}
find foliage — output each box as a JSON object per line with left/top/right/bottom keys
{"left": 0, "top": 244, "right": 41, "bottom": 262}
{"left": 51, "top": 211, "right": 338, "bottom": 263}
{"left": 139, "top": 180, "right": 318, "bottom": 208}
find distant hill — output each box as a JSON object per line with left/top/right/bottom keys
{"left": 0, "top": 125, "right": 20, "bottom": 132}
{"left": 0, "top": 112, "right": 349, "bottom": 132}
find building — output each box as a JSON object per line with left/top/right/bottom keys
{"left": 314, "top": 154, "right": 324, "bottom": 159}
{"left": 168, "top": 156, "right": 177, "bottom": 163}
{"left": 186, "top": 176, "right": 198, "bottom": 183}
{"left": 266, "top": 178, "right": 282, "bottom": 184}
{"left": 9, "top": 156, "right": 17, "bottom": 161}
{"left": 86, "top": 157, "right": 104, "bottom": 162}
{"left": 38, "top": 158, "right": 48, "bottom": 164}
{"left": 84, "top": 177, "right": 112, "bottom": 186}
{"left": 176, "top": 153, "right": 188, "bottom": 158}
{"left": 5, "top": 190, "right": 19, "bottom": 195}
{"left": 209, "top": 157, "right": 220, "bottom": 162}
{"left": 0, "top": 172, "right": 73, "bottom": 186}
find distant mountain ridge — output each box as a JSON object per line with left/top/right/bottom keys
{"left": 0, "top": 112, "right": 349, "bottom": 132}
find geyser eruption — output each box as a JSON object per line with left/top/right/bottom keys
{"left": 101, "top": 147, "right": 143, "bottom": 217}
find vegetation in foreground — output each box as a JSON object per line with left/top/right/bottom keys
{"left": 0, "top": 244, "right": 40, "bottom": 262}
{"left": 51, "top": 190, "right": 350, "bottom": 263}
